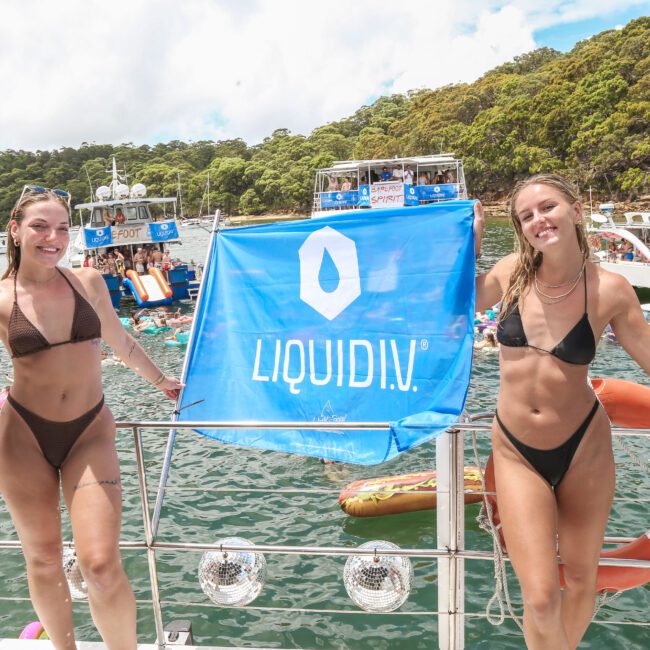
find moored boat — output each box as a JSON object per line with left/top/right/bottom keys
{"left": 588, "top": 206, "right": 650, "bottom": 289}
{"left": 69, "top": 159, "right": 193, "bottom": 307}
{"left": 311, "top": 153, "right": 468, "bottom": 218}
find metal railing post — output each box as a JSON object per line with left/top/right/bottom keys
{"left": 133, "top": 426, "right": 166, "bottom": 649}
{"left": 436, "top": 428, "right": 465, "bottom": 650}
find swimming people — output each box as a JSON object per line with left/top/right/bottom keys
{"left": 0, "top": 187, "right": 182, "bottom": 649}
{"left": 473, "top": 174, "right": 650, "bottom": 649}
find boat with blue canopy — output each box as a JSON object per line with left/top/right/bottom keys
{"left": 311, "top": 153, "right": 468, "bottom": 218}
{"left": 69, "top": 159, "right": 193, "bottom": 307}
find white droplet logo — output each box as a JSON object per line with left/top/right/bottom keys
{"left": 298, "top": 227, "right": 361, "bottom": 321}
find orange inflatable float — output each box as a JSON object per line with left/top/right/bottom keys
{"left": 126, "top": 270, "right": 149, "bottom": 301}
{"left": 591, "top": 377, "right": 650, "bottom": 428}
{"left": 339, "top": 467, "right": 483, "bottom": 517}
{"left": 483, "top": 454, "right": 650, "bottom": 593}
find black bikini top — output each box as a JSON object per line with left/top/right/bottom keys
{"left": 9, "top": 268, "right": 102, "bottom": 359}
{"left": 496, "top": 272, "right": 596, "bottom": 365}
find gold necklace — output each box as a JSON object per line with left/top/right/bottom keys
{"left": 533, "top": 267, "right": 584, "bottom": 303}
{"left": 535, "top": 261, "right": 585, "bottom": 288}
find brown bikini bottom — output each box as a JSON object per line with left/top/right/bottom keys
{"left": 7, "top": 393, "right": 105, "bottom": 470}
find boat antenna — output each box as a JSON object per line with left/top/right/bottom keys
{"left": 108, "top": 157, "right": 119, "bottom": 199}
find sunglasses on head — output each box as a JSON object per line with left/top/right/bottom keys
{"left": 18, "top": 184, "right": 71, "bottom": 206}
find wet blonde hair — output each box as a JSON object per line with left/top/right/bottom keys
{"left": 500, "top": 173, "right": 589, "bottom": 316}
{"left": 3, "top": 190, "right": 71, "bottom": 280}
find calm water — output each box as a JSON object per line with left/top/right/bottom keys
{"left": 0, "top": 220, "right": 647, "bottom": 649}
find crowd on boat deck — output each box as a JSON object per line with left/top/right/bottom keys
{"left": 605, "top": 240, "right": 648, "bottom": 263}
{"left": 326, "top": 166, "right": 455, "bottom": 191}
{"left": 83, "top": 245, "right": 179, "bottom": 276}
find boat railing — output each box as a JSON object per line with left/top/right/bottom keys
{"left": 0, "top": 419, "right": 647, "bottom": 649}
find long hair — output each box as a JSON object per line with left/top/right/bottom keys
{"left": 3, "top": 190, "right": 71, "bottom": 280}
{"left": 499, "top": 173, "right": 590, "bottom": 317}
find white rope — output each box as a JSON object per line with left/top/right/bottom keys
{"left": 613, "top": 435, "right": 650, "bottom": 475}
{"left": 593, "top": 589, "right": 624, "bottom": 618}
{"left": 470, "top": 431, "right": 524, "bottom": 631}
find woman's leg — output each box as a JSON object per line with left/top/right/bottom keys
{"left": 60, "top": 406, "right": 136, "bottom": 650}
{"left": 492, "top": 424, "right": 569, "bottom": 650}
{"left": 556, "top": 411, "right": 615, "bottom": 649}
{"left": 0, "top": 405, "right": 76, "bottom": 649}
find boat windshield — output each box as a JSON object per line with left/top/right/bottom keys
{"left": 89, "top": 205, "right": 151, "bottom": 226}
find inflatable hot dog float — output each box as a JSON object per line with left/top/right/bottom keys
{"left": 339, "top": 467, "right": 483, "bottom": 517}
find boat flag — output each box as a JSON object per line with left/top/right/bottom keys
{"left": 83, "top": 226, "right": 113, "bottom": 248}
{"left": 177, "top": 202, "right": 476, "bottom": 464}
{"left": 149, "top": 221, "right": 179, "bottom": 242}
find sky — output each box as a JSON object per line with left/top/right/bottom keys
{"left": 0, "top": 0, "right": 647, "bottom": 152}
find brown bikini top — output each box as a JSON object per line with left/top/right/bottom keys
{"left": 9, "top": 268, "right": 101, "bottom": 359}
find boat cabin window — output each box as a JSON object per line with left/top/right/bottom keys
{"left": 91, "top": 207, "right": 113, "bottom": 226}
{"left": 137, "top": 207, "right": 150, "bottom": 221}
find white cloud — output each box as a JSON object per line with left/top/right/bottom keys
{"left": 0, "top": 0, "right": 642, "bottom": 151}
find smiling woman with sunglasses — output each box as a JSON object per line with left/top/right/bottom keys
{"left": 0, "top": 188, "right": 182, "bottom": 649}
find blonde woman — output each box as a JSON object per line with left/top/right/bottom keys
{"left": 0, "top": 187, "right": 182, "bottom": 649}
{"left": 473, "top": 174, "right": 650, "bottom": 649}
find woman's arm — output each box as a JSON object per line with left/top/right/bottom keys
{"left": 83, "top": 269, "right": 183, "bottom": 399}
{"left": 609, "top": 275, "right": 650, "bottom": 375}
{"left": 472, "top": 201, "right": 514, "bottom": 313}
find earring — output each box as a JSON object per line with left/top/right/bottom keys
{"left": 13, "top": 239, "right": 19, "bottom": 247}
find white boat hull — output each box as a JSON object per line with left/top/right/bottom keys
{"left": 598, "top": 260, "right": 650, "bottom": 288}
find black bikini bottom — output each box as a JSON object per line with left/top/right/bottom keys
{"left": 495, "top": 399, "right": 600, "bottom": 488}
{"left": 8, "top": 393, "right": 105, "bottom": 470}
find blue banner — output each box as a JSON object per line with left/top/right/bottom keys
{"left": 177, "top": 202, "right": 476, "bottom": 465}
{"left": 404, "top": 184, "right": 420, "bottom": 206}
{"left": 149, "top": 220, "right": 179, "bottom": 242}
{"left": 83, "top": 226, "right": 113, "bottom": 249}
{"left": 417, "top": 183, "right": 458, "bottom": 200}
{"left": 320, "top": 191, "right": 359, "bottom": 208}
{"left": 358, "top": 185, "right": 371, "bottom": 207}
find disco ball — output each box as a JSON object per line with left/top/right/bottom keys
{"left": 344, "top": 540, "right": 413, "bottom": 612}
{"left": 198, "top": 538, "right": 266, "bottom": 607}
{"left": 62, "top": 547, "right": 88, "bottom": 601}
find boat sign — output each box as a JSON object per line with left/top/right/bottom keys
{"left": 83, "top": 220, "right": 179, "bottom": 249}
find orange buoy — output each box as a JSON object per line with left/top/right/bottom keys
{"left": 339, "top": 467, "right": 483, "bottom": 517}
{"left": 591, "top": 377, "right": 650, "bottom": 428}
{"left": 484, "top": 453, "right": 650, "bottom": 593}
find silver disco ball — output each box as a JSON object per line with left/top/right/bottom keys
{"left": 62, "top": 547, "right": 88, "bottom": 601}
{"left": 198, "top": 537, "right": 266, "bottom": 607}
{"left": 344, "top": 540, "right": 413, "bottom": 612}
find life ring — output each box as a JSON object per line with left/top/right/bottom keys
{"left": 591, "top": 377, "right": 650, "bottom": 428}
{"left": 19, "top": 621, "right": 48, "bottom": 639}
{"left": 339, "top": 467, "right": 483, "bottom": 517}
{"left": 483, "top": 454, "right": 650, "bottom": 593}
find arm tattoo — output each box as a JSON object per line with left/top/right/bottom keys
{"left": 127, "top": 339, "right": 136, "bottom": 359}
{"left": 73, "top": 478, "right": 121, "bottom": 491}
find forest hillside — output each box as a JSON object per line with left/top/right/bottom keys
{"left": 0, "top": 16, "right": 647, "bottom": 221}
